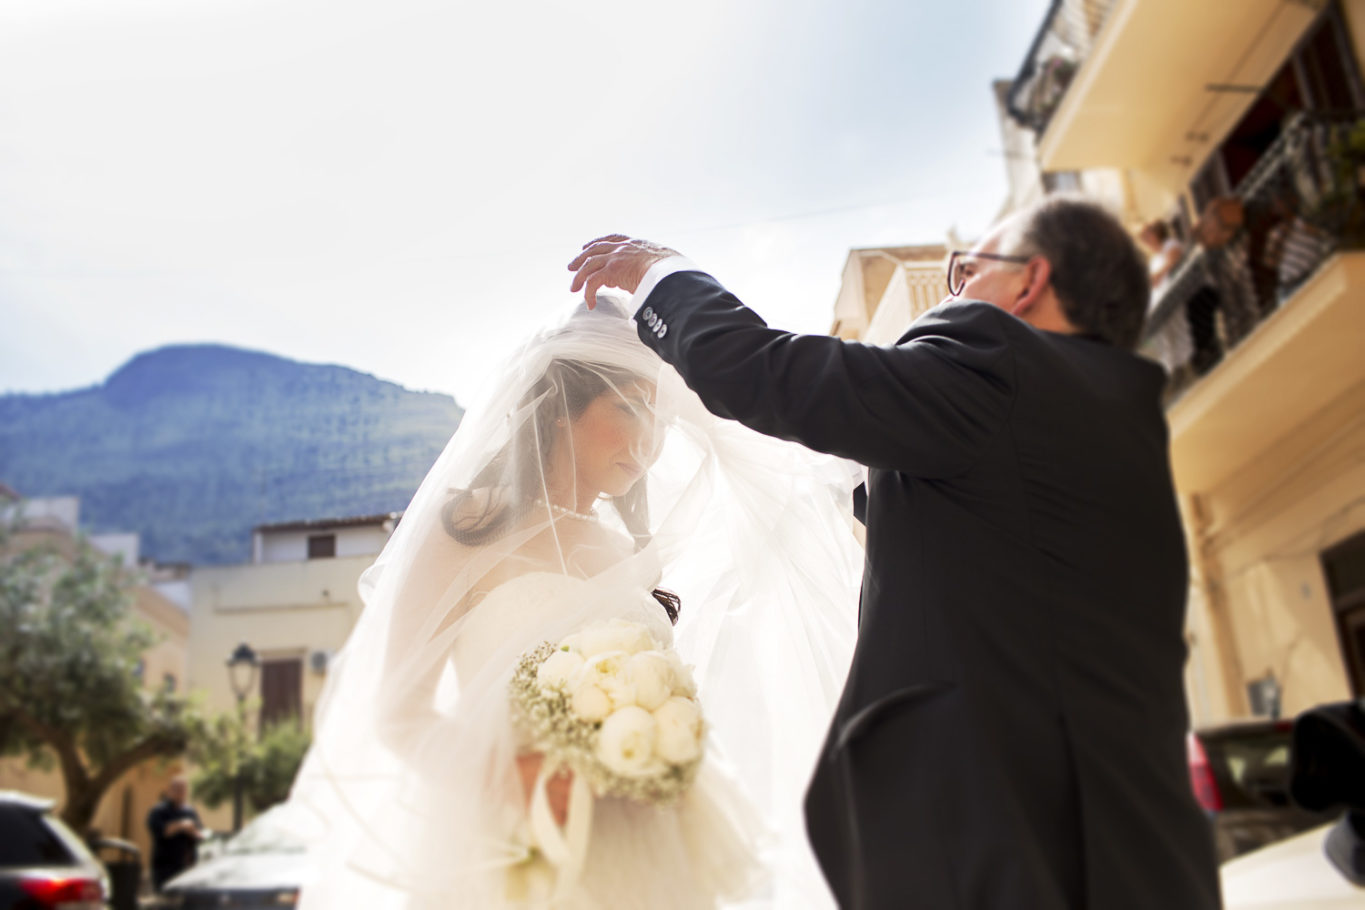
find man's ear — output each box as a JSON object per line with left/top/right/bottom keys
{"left": 1009, "top": 256, "right": 1052, "bottom": 317}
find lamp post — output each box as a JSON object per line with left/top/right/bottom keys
{"left": 226, "top": 642, "right": 258, "bottom": 833}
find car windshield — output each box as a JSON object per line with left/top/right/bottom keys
{"left": 223, "top": 809, "right": 307, "bottom": 856}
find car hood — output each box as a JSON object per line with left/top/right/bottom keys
{"left": 164, "top": 850, "right": 314, "bottom": 892}
{"left": 1221, "top": 823, "right": 1365, "bottom": 908}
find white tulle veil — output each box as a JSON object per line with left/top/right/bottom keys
{"left": 283, "top": 294, "right": 861, "bottom": 908}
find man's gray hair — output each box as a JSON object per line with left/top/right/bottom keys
{"left": 1001, "top": 194, "right": 1149, "bottom": 350}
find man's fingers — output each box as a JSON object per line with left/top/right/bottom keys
{"left": 567, "top": 239, "right": 626, "bottom": 271}
{"left": 583, "top": 270, "right": 617, "bottom": 310}
{"left": 568, "top": 253, "right": 609, "bottom": 294}
{"left": 583, "top": 233, "right": 630, "bottom": 249}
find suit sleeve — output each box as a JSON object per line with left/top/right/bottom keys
{"left": 637, "top": 270, "right": 1016, "bottom": 477}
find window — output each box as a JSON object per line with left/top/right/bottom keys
{"left": 162, "top": 673, "right": 177, "bottom": 693}
{"left": 1322, "top": 531, "right": 1365, "bottom": 697}
{"left": 0, "top": 805, "right": 78, "bottom": 866}
{"left": 1190, "top": 3, "right": 1364, "bottom": 209}
{"left": 307, "top": 534, "right": 336, "bottom": 559}
{"left": 259, "top": 658, "right": 303, "bottom": 730}
{"left": 1042, "top": 170, "right": 1081, "bottom": 193}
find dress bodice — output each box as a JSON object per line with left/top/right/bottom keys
{"left": 450, "top": 571, "right": 674, "bottom": 682}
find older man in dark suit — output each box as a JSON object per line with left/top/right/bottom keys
{"left": 568, "top": 195, "right": 1221, "bottom": 909}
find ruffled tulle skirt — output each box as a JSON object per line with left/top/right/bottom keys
{"left": 296, "top": 756, "right": 766, "bottom": 910}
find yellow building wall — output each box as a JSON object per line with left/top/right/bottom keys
{"left": 1191, "top": 384, "right": 1364, "bottom": 721}
{"left": 187, "top": 554, "right": 371, "bottom": 830}
{"left": 1047, "top": 2, "right": 1365, "bottom": 728}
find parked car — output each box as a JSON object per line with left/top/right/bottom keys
{"left": 1221, "top": 819, "right": 1365, "bottom": 908}
{"left": 1221, "top": 699, "right": 1365, "bottom": 908}
{"left": 0, "top": 791, "right": 108, "bottom": 910}
{"left": 160, "top": 806, "right": 312, "bottom": 909}
{"left": 1189, "top": 718, "right": 1337, "bottom": 860}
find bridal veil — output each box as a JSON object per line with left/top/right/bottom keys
{"left": 283, "top": 295, "right": 862, "bottom": 908}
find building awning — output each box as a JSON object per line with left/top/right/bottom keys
{"left": 1035, "top": 0, "right": 1321, "bottom": 176}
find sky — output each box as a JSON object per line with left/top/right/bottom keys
{"left": 0, "top": 0, "right": 1050, "bottom": 405}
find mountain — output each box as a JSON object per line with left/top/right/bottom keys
{"left": 0, "top": 344, "right": 463, "bottom": 565}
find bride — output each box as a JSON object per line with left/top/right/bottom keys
{"left": 283, "top": 296, "right": 862, "bottom": 908}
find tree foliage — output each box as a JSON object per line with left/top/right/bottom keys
{"left": 191, "top": 714, "right": 311, "bottom": 817}
{"left": 0, "top": 516, "right": 203, "bottom": 831}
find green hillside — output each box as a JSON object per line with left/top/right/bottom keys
{"left": 0, "top": 344, "right": 463, "bottom": 565}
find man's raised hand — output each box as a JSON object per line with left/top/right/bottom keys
{"left": 568, "top": 234, "right": 679, "bottom": 309}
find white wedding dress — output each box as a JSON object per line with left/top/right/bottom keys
{"left": 451, "top": 571, "right": 765, "bottom": 910}
{"left": 291, "top": 568, "right": 766, "bottom": 910}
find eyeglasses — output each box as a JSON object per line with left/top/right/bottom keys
{"left": 946, "top": 250, "right": 1032, "bottom": 297}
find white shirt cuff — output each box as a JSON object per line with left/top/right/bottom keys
{"left": 629, "top": 255, "right": 703, "bottom": 315}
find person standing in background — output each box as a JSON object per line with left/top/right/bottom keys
{"left": 146, "top": 775, "right": 203, "bottom": 892}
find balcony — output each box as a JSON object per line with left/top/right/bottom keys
{"left": 1006, "top": 0, "right": 1117, "bottom": 139}
{"left": 1139, "top": 111, "right": 1365, "bottom": 489}
{"left": 1008, "top": 0, "right": 1322, "bottom": 174}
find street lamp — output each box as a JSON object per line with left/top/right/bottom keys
{"left": 226, "top": 642, "right": 258, "bottom": 833}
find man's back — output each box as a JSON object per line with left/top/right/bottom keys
{"left": 810, "top": 302, "right": 1219, "bottom": 909}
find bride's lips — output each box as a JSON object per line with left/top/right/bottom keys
{"left": 616, "top": 462, "right": 643, "bottom": 478}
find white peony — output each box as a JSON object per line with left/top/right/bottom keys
{"left": 652, "top": 696, "right": 703, "bottom": 765}
{"left": 571, "top": 652, "right": 636, "bottom": 710}
{"left": 664, "top": 649, "right": 698, "bottom": 698}
{"left": 596, "top": 706, "right": 659, "bottom": 776}
{"left": 570, "top": 682, "right": 613, "bottom": 722}
{"left": 536, "top": 649, "right": 584, "bottom": 690}
{"left": 625, "top": 651, "right": 675, "bottom": 711}
{"left": 598, "top": 675, "right": 637, "bottom": 711}
{"left": 569, "top": 619, "right": 658, "bottom": 658}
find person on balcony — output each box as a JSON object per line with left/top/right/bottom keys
{"left": 1139, "top": 218, "right": 1186, "bottom": 290}
{"left": 1138, "top": 218, "right": 1198, "bottom": 379}
{"left": 1262, "top": 191, "right": 1333, "bottom": 300}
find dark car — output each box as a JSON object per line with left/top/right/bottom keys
{"left": 1188, "top": 719, "right": 1338, "bottom": 860}
{"left": 160, "top": 806, "right": 310, "bottom": 909}
{"left": 0, "top": 791, "right": 108, "bottom": 910}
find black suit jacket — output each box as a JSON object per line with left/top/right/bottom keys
{"left": 636, "top": 271, "right": 1221, "bottom": 910}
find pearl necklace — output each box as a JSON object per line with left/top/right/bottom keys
{"left": 535, "top": 498, "right": 597, "bottom": 521}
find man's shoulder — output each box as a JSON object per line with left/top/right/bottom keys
{"left": 890, "top": 300, "right": 1024, "bottom": 370}
{"left": 897, "top": 299, "right": 1018, "bottom": 344}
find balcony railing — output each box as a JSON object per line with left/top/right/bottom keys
{"left": 1141, "top": 110, "right": 1365, "bottom": 400}
{"left": 1005, "top": 0, "right": 1118, "bottom": 136}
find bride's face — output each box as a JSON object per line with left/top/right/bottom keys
{"left": 566, "top": 380, "right": 659, "bottom": 499}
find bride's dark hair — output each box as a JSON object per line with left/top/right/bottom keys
{"left": 440, "top": 357, "right": 680, "bottom": 624}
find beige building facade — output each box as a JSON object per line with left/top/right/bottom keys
{"left": 187, "top": 514, "right": 394, "bottom": 830}
{"left": 999, "top": 0, "right": 1365, "bottom": 726}
{"left": 830, "top": 244, "right": 949, "bottom": 345}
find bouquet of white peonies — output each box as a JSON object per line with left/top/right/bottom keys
{"left": 509, "top": 617, "right": 705, "bottom": 805}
